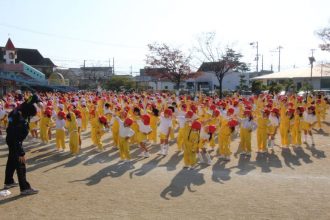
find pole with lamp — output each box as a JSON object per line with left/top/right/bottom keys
{"left": 307, "top": 55, "right": 315, "bottom": 100}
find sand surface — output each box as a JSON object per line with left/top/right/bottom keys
{"left": 1, "top": 116, "right": 330, "bottom": 220}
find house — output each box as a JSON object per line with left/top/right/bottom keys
{"left": 57, "top": 66, "right": 113, "bottom": 88}
{"left": 192, "top": 62, "right": 250, "bottom": 92}
{"left": 251, "top": 65, "right": 330, "bottom": 90}
{"left": 0, "top": 38, "right": 56, "bottom": 78}
{"left": 135, "top": 67, "right": 176, "bottom": 90}
{"left": 0, "top": 38, "right": 73, "bottom": 95}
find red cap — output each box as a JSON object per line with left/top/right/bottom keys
{"left": 124, "top": 118, "right": 133, "bottom": 126}
{"left": 185, "top": 110, "right": 194, "bottom": 118}
{"left": 164, "top": 109, "right": 173, "bottom": 116}
{"left": 190, "top": 104, "right": 197, "bottom": 113}
{"left": 262, "top": 109, "right": 270, "bottom": 115}
{"left": 99, "top": 116, "right": 107, "bottom": 124}
{"left": 141, "top": 114, "right": 150, "bottom": 126}
{"left": 297, "top": 106, "right": 305, "bottom": 112}
{"left": 207, "top": 125, "right": 216, "bottom": 134}
{"left": 57, "top": 111, "right": 66, "bottom": 119}
{"left": 308, "top": 105, "right": 315, "bottom": 111}
{"left": 210, "top": 104, "right": 216, "bottom": 111}
{"left": 74, "top": 109, "right": 82, "bottom": 118}
{"left": 271, "top": 108, "right": 279, "bottom": 114}
{"left": 228, "top": 119, "right": 239, "bottom": 128}
{"left": 213, "top": 109, "right": 220, "bottom": 117}
{"left": 244, "top": 110, "right": 252, "bottom": 116}
{"left": 287, "top": 108, "right": 295, "bottom": 114}
{"left": 191, "top": 121, "right": 202, "bottom": 130}
{"left": 227, "top": 108, "right": 234, "bottom": 115}
{"left": 45, "top": 109, "right": 52, "bottom": 117}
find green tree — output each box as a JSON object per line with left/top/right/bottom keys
{"left": 236, "top": 73, "right": 249, "bottom": 91}
{"left": 251, "top": 80, "right": 267, "bottom": 94}
{"left": 317, "top": 23, "right": 330, "bottom": 52}
{"left": 268, "top": 81, "right": 283, "bottom": 94}
{"left": 282, "top": 79, "right": 296, "bottom": 92}
{"left": 102, "top": 76, "right": 134, "bottom": 91}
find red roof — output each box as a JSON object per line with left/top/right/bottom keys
{"left": 5, "top": 38, "right": 16, "bottom": 50}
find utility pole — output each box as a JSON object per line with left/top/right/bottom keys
{"left": 130, "top": 65, "right": 133, "bottom": 76}
{"left": 261, "top": 54, "right": 264, "bottom": 71}
{"left": 112, "top": 57, "right": 115, "bottom": 75}
{"left": 277, "top": 46, "right": 282, "bottom": 72}
{"left": 249, "top": 41, "right": 259, "bottom": 72}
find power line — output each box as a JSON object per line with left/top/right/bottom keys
{"left": 0, "top": 23, "right": 144, "bottom": 49}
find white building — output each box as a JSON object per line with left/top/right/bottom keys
{"left": 251, "top": 65, "right": 330, "bottom": 90}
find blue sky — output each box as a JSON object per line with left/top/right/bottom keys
{"left": 0, "top": 0, "right": 329, "bottom": 75}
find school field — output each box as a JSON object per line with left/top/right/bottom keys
{"left": 1, "top": 115, "right": 330, "bottom": 220}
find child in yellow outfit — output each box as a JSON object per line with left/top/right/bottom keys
{"left": 115, "top": 116, "right": 135, "bottom": 161}
{"left": 198, "top": 125, "right": 216, "bottom": 165}
{"left": 218, "top": 108, "right": 236, "bottom": 161}
{"left": 302, "top": 106, "right": 317, "bottom": 146}
{"left": 239, "top": 110, "right": 257, "bottom": 156}
{"left": 67, "top": 112, "right": 79, "bottom": 155}
{"left": 183, "top": 121, "right": 201, "bottom": 169}
{"left": 158, "top": 109, "right": 173, "bottom": 156}
{"left": 292, "top": 107, "right": 304, "bottom": 147}
{"left": 279, "top": 109, "right": 294, "bottom": 148}
{"left": 148, "top": 107, "right": 159, "bottom": 144}
{"left": 29, "top": 113, "right": 40, "bottom": 140}
{"left": 55, "top": 111, "right": 66, "bottom": 151}
{"left": 40, "top": 109, "right": 52, "bottom": 144}
{"left": 268, "top": 108, "right": 279, "bottom": 152}
{"left": 94, "top": 116, "right": 108, "bottom": 152}
{"left": 137, "top": 114, "right": 152, "bottom": 158}
{"left": 80, "top": 101, "right": 89, "bottom": 131}
{"left": 256, "top": 109, "right": 270, "bottom": 153}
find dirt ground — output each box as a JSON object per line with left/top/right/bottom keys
{"left": 1, "top": 116, "right": 330, "bottom": 220}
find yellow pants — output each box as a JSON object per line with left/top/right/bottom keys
{"left": 56, "top": 129, "right": 66, "bottom": 150}
{"left": 40, "top": 126, "right": 49, "bottom": 143}
{"left": 112, "top": 131, "right": 119, "bottom": 147}
{"left": 240, "top": 128, "right": 252, "bottom": 153}
{"left": 119, "top": 137, "right": 130, "bottom": 160}
{"left": 218, "top": 134, "right": 231, "bottom": 156}
{"left": 70, "top": 131, "right": 79, "bottom": 154}
{"left": 177, "top": 128, "right": 184, "bottom": 151}
{"left": 209, "top": 136, "right": 216, "bottom": 148}
{"left": 291, "top": 127, "right": 302, "bottom": 146}
{"left": 91, "top": 127, "right": 97, "bottom": 145}
{"left": 257, "top": 129, "right": 267, "bottom": 151}
{"left": 82, "top": 119, "right": 88, "bottom": 131}
{"left": 279, "top": 127, "right": 289, "bottom": 146}
{"left": 149, "top": 129, "right": 157, "bottom": 143}
{"left": 95, "top": 133, "right": 104, "bottom": 150}
{"left": 183, "top": 144, "right": 197, "bottom": 166}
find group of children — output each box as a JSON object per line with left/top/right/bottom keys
{"left": 0, "top": 90, "right": 328, "bottom": 169}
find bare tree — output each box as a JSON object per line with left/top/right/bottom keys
{"left": 194, "top": 32, "right": 249, "bottom": 98}
{"left": 317, "top": 24, "right": 330, "bottom": 52}
{"left": 146, "top": 43, "right": 191, "bottom": 92}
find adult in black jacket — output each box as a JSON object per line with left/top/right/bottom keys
{"left": 4, "top": 94, "right": 42, "bottom": 195}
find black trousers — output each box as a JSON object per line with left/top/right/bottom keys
{"left": 4, "top": 152, "right": 31, "bottom": 191}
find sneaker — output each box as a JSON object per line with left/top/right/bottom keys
{"left": 245, "top": 152, "right": 251, "bottom": 156}
{"left": 20, "top": 188, "right": 39, "bottom": 196}
{"left": 4, "top": 182, "right": 19, "bottom": 190}
{"left": 144, "top": 152, "right": 150, "bottom": 158}
{"left": 138, "top": 152, "right": 145, "bottom": 157}
{"left": 224, "top": 156, "right": 231, "bottom": 161}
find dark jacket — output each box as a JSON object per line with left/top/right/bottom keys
{"left": 6, "top": 109, "right": 29, "bottom": 157}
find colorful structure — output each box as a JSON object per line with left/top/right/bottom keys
{"left": 0, "top": 38, "right": 75, "bottom": 95}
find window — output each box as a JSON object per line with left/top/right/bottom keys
{"left": 164, "top": 86, "right": 168, "bottom": 89}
